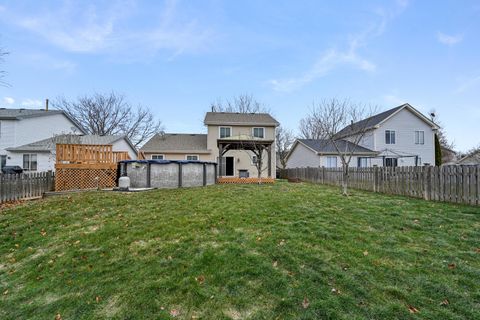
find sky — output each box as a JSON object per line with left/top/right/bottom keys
{"left": 0, "top": 0, "right": 479, "bottom": 151}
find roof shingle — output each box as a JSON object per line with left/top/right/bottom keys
{"left": 204, "top": 112, "right": 279, "bottom": 126}
{"left": 140, "top": 133, "right": 209, "bottom": 152}
{"left": 298, "top": 139, "right": 376, "bottom": 154}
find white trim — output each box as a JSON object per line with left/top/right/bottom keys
{"left": 151, "top": 154, "right": 165, "bottom": 160}
{"left": 385, "top": 130, "right": 396, "bottom": 144}
{"left": 185, "top": 154, "right": 199, "bottom": 160}
{"left": 252, "top": 127, "right": 265, "bottom": 139}
{"left": 218, "top": 126, "right": 232, "bottom": 139}
{"left": 378, "top": 104, "right": 440, "bottom": 130}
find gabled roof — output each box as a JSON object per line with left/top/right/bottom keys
{"left": 140, "top": 133, "right": 209, "bottom": 153}
{"left": 0, "top": 108, "right": 87, "bottom": 134}
{"left": 7, "top": 134, "right": 136, "bottom": 152}
{"left": 336, "top": 103, "right": 439, "bottom": 138}
{"left": 297, "top": 139, "right": 376, "bottom": 154}
{"left": 204, "top": 112, "right": 279, "bottom": 126}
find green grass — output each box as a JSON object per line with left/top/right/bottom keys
{"left": 0, "top": 182, "right": 479, "bottom": 319}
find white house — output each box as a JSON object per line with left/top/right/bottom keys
{"left": 6, "top": 134, "right": 138, "bottom": 172}
{"left": 0, "top": 108, "right": 86, "bottom": 171}
{"left": 286, "top": 104, "right": 439, "bottom": 168}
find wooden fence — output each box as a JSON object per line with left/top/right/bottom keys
{"left": 0, "top": 171, "right": 55, "bottom": 203}
{"left": 55, "top": 144, "right": 129, "bottom": 191}
{"left": 283, "top": 166, "right": 480, "bottom": 206}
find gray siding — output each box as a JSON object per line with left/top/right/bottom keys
{"left": 286, "top": 142, "right": 319, "bottom": 168}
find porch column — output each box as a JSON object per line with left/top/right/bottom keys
{"left": 218, "top": 143, "right": 223, "bottom": 177}
{"left": 267, "top": 144, "right": 272, "bottom": 177}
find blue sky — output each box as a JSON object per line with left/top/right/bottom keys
{"left": 0, "top": 0, "right": 479, "bottom": 151}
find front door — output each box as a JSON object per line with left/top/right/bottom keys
{"left": 225, "top": 156, "right": 234, "bottom": 176}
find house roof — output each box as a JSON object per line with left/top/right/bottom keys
{"left": 0, "top": 108, "right": 87, "bottom": 134}
{"left": 140, "top": 133, "right": 209, "bottom": 153}
{"left": 6, "top": 134, "right": 136, "bottom": 152}
{"left": 204, "top": 112, "right": 279, "bottom": 126}
{"left": 297, "top": 139, "right": 376, "bottom": 154}
{"left": 336, "top": 103, "right": 439, "bottom": 138}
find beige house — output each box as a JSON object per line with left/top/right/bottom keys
{"left": 140, "top": 112, "right": 279, "bottom": 178}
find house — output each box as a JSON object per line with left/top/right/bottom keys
{"left": 286, "top": 103, "right": 439, "bottom": 168}
{"left": 0, "top": 108, "right": 86, "bottom": 171}
{"left": 441, "top": 146, "right": 458, "bottom": 165}
{"left": 457, "top": 149, "right": 480, "bottom": 165}
{"left": 140, "top": 112, "right": 279, "bottom": 178}
{"left": 6, "top": 134, "right": 137, "bottom": 171}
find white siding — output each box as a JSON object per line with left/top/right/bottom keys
{"left": 319, "top": 155, "right": 373, "bottom": 168}
{"left": 373, "top": 108, "right": 435, "bottom": 166}
{"left": 8, "top": 152, "right": 54, "bottom": 172}
{"left": 0, "top": 120, "right": 16, "bottom": 155}
{"left": 286, "top": 143, "right": 319, "bottom": 168}
{"left": 112, "top": 139, "right": 137, "bottom": 160}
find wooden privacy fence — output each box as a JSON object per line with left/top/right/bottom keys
{"left": 283, "top": 166, "right": 480, "bottom": 206}
{"left": 55, "top": 144, "right": 130, "bottom": 191}
{"left": 0, "top": 171, "right": 55, "bottom": 203}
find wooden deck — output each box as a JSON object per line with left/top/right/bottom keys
{"left": 217, "top": 177, "right": 275, "bottom": 184}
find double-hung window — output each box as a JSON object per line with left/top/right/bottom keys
{"left": 326, "top": 156, "right": 337, "bottom": 168}
{"left": 252, "top": 127, "right": 265, "bottom": 138}
{"left": 219, "top": 127, "right": 231, "bottom": 138}
{"left": 151, "top": 154, "right": 164, "bottom": 160}
{"left": 415, "top": 131, "right": 424, "bottom": 144}
{"left": 186, "top": 155, "right": 199, "bottom": 161}
{"left": 358, "top": 157, "right": 369, "bottom": 168}
{"left": 23, "top": 154, "right": 37, "bottom": 171}
{"left": 385, "top": 130, "right": 396, "bottom": 144}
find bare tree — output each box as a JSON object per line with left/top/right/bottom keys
{"left": 210, "top": 94, "right": 270, "bottom": 113}
{"left": 276, "top": 126, "right": 294, "bottom": 170}
{"left": 52, "top": 92, "right": 163, "bottom": 147}
{"left": 237, "top": 140, "right": 270, "bottom": 181}
{"left": 299, "top": 98, "right": 377, "bottom": 196}
{"left": 0, "top": 46, "right": 8, "bottom": 86}
{"left": 428, "top": 109, "right": 455, "bottom": 150}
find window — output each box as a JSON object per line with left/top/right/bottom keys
{"left": 252, "top": 127, "right": 265, "bottom": 138}
{"left": 415, "top": 131, "right": 424, "bottom": 144}
{"left": 385, "top": 157, "right": 398, "bottom": 167}
{"left": 252, "top": 155, "right": 258, "bottom": 165}
{"left": 23, "top": 154, "right": 37, "bottom": 171}
{"left": 385, "top": 130, "right": 396, "bottom": 144}
{"left": 326, "top": 156, "right": 337, "bottom": 168}
{"left": 0, "top": 155, "right": 6, "bottom": 169}
{"left": 358, "top": 157, "right": 369, "bottom": 168}
{"left": 219, "top": 127, "right": 231, "bottom": 138}
{"left": 151, "top": 154, "right": 164, "bottom": 160}
{"left": 186, "top": 155, "right": 199, "bottom": 161}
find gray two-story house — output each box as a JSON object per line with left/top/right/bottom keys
{"left": 286, "top": 104, "right": 439, "bottom": 168}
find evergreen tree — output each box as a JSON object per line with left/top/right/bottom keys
{"left": 434, "top": 134, "right": 442, "bottom": 166}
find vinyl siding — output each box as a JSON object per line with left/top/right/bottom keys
{"left": 373, "top": 108, "right": 435, "bottom": 166}
{"left": 286, "top": 142, "right": 319, "bottom": 168}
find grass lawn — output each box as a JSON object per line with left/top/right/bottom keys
{"left": 0, "top": 182, "right": 479, "bottom": 319}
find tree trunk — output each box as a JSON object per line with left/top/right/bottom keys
{"left": 257, "top": 157, "right": 262, "bottom": 184}
{"left": 342, "top": 164, "right": 349, "bottom": 196}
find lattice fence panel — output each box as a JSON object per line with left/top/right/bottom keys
{"left": 55, "top": 168, "right": 117, "bottom": 191}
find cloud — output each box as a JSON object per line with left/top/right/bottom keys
{"left": 3, "top": 97, "right": 15, "bottom": 105}
{"left": 268, "top": 1, "right": 408, "bottom": 92}
{"left": 2, "top": 0, "right": 214, "bottom": 58}
{"left": 437, "top": 32, "right": 463, "bottom": 46}
{"left": 21, "top": 99, "right": 43, "bottom": 108}
{"left": 20, "top": 53, "right": 77, "bottom": 73}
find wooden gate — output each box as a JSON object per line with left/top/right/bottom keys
{"left": 55, "top": 144, "right": 130, "bottom": 191}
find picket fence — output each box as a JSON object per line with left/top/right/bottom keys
{"left": 0, "top": 171, "right": 55, "bottom": 203}
{"left": 283, "top": 166, "right": 480, "bottom": 206}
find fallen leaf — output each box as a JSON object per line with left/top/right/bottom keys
{"left": 331, "top": 288, "right": 341, "bottom": 294}
{"left": 363, "top": 251, "right": 369, "bottom": 256}
{"left": 170, "top": 309, "right": 180, "bottom": 317}
{"left": 55, "top": 313, "right": 62, "bottom": 320}
{"left": 256, "top": 236, "right": 262, "bottom": 241}
{"left": 272, "top": 260, "right": 278, "bottom": 268}
{"left": 475, "top": 248, "right": 480, "bottom": 253}
{"left": 440, "top": 299, "right": 449, "bottom": 306}
{"left": 408, "top": 305, "right": 419, "bottom": 313}
{"left": 40, "top": 229, "right": 47, "bottom": 236}
{"left": 95, "top": 296, "right": 101, "bottom": 303}
{"left": 448, "top": 263, "right": 456, "bottom": 269}
{"left": 279, "top": 239, "right": 286, "bottom": 246}
{"left": 302, "top": 297, "right": 309, "bottom": 309}
{"left": 195, "top": 275, "right": 205, "bottom": 284}
{"left": 3, "top": 290, "right": 8, "bottom": 295}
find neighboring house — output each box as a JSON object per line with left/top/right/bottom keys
{"left": 5, "top": 134, "right": 137, "bottom": 172}
{"left": 286, "top": 103, "right": 439, "bottom": 168}
{"left": 0, "top": 108, "right": 86, "bottom": 171}
{"left": 140, "top": 112, "right": 279, "bottom": 178}
{"left": 441, "top": 146, "right": 458, "bottom": 165}
{"left": 457, "top": 149, "right": 480, "bottom": 165}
